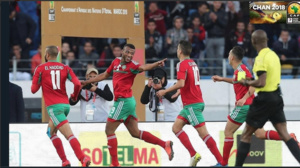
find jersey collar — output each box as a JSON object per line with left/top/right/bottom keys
{"left": 48, "top": 60, "right": 57, "bottom": 62}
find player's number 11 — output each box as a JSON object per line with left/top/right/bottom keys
{"left": 50, "top": 70, "right": 61, "bottom": 90}
{"left": 192, "top": 66, "right": 200, "bottom": 85}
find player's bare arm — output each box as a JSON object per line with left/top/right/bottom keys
{"left": 81, "top": 71, "right": 110, "bottom": 86}
{"left": 156, "top": 79, "right": 184, "bottom": 98}
{"left": 236, "top": 86, "right": 255, "bottom": 106}
{"left": 138, "top": 58, "right": 167, "bottom": 72}
{"left": 212, "top": 75, "right": 233, "bottom": 84}
{"left": 239, "top": 72, "right": 266, "bottom": 88}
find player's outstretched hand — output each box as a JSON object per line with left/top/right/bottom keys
{"left": 212, "top": 75, "right": 223, "bottom": 82}
{"left": 157, "top": 58, "right": 167, "bottom": 67}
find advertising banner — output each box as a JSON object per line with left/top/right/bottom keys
{"left": 9, "top": 122, "right": 300, "bottom": 166}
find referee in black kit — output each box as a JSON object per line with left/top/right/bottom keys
{"left": 235, "top": 29, "right": 300, "bottom": 166}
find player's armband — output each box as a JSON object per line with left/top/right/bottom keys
{"left": 237, "top": 71, "right": 246, "bottom": 81}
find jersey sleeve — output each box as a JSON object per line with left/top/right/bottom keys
{"left": 31, "top": 66, "right": 42, "bottom": 93}
{"left": 131, "top": 60, "right": 141, "bottom": 74}
{"left": 177, "top": 62, "right": 187, "bottom": 80}
{"left": 106, "top": 59, "right": 115, "bottom": 75}
{"left": 254, "top": 57, "right": 267, "bottom": 72}
{"left": 67, "top": 66, "right": 81, "bottom": 100}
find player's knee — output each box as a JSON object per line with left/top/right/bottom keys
{"left": 172, "top": 125, "right": 181, "bottom": 134}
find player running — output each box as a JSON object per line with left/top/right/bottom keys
{"left": 31, "top": 46, "right": 90, "bottom": 167}
{"left": 81, "top": 43, "right": 173, "bottom": 167}
{"left": 212, "top": 46, "right": 300, "bottom": 166}
{"left": 156, "top": 40, "right": 223, "bottom": 166}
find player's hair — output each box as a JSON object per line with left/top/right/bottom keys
{"left": 179, "top": 40, "right": 192, "bottom": 56}
{"left": 124, "top": 43, "right": 135, "bottom": 49}
{"left": 231, "top": 46, "right": 244, "bottom": 61}
{"left": 46, "top": 46, "right": 58, "bottom": 57}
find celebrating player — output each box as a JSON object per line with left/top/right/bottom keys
{"left": 156, "top": 40, "right": 223, "bottom": 166}
{"left": 81, "top": 43, "right": 173, "bottom": 167}
{"left": 212, "top": 46, "right": 299, "bottom": 166}
{"left": 31, "top": 46, "right": 90, "bottom": 167}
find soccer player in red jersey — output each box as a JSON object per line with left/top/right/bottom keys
{"left": 31, "top": 46, "right": 90, "bottom": 167}
{"left": 156, "top": 40, "right": 223, "bottom": 166}
{"left": 81, "top": 44, "right": 173, "bottom": 167}
{"left": 212, "top": 46, "right": 299, "bottom": 166}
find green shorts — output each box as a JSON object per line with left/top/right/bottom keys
{"left": 107, "top": 97, "right": 138, "bottom": 124}
{"left": 47, "top": 104, "right": 70, "bottom": 128}
{"left": 228, "top": 105, "right": 250, "bottom": 125}
{"left": 177, "top": 103, "right": 205, "bottom": 128}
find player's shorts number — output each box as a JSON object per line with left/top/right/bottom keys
{"left": 50, "top": 70, "right": 61, "bottom": 90}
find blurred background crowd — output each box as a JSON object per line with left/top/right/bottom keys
{"left": 8, "top": 1, "right": 300, "bottom": 81}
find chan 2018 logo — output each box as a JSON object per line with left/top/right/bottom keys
{"left": 250, "top": 1, "right": 300, "bottom": 24}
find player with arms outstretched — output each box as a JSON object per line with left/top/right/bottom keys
{"left": 212, "top": 46, "right": 299, "bottom": 166}
{"left": 156, "top": 40, "right": 223, "bottom": 166}
{"left": 81, "top": 43, "right": 173, "bottom": 167}
{"left": 31, "top": 46, "right": 90, "bottom": 167}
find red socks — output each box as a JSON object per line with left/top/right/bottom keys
{"left": 139, "top": 130, "right": 166, "bottom": 148}
{"left": 175, "top": 130, "right": 197, "bottom": 157}
{"left": 265, "top": 130, "right": 281, "bottom": 140}
{"left": 203, "top": 134, "right": 223, "bottom": 163}
{"left": 222, "top": 137, "right": 234, "bottom": 166}
{"left": 68, "top": 135, "right": 84, "bottom": 161}
{"left": 50, "top": 135, "right": 67, "bottom": 162}
{"left": 107, "top": 134, "right": 119, "bottom": 166}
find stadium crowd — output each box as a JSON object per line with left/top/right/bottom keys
{"left": 8, "top": 1, "right": 300, "bottom": 80}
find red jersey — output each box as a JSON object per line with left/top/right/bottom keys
{"left": 106, "top": 58, "right": 140, "bottom": 101}
{"left": 177, "top": 59, "right": 204, "bottom": 106}
{"left": 233, "top": 64, "right": 254, "bottom": 105}
{"left": 31, "top": 61, "right": 81, "bottom": 107}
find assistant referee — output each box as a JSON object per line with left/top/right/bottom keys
{"left": 235, "top": 29, "right": 300, "bottom": 166}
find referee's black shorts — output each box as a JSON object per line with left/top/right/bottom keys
{"left": 246, "top": 88, "right": 286, "bottom": 128}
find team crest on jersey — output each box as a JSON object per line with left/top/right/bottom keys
{"left": 122, "top": 65, "right": 126, "bottom": 70}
